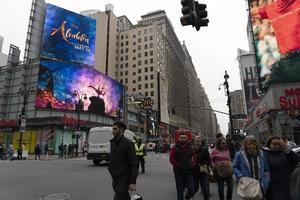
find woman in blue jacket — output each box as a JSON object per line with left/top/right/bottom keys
{"left": 233, "top": 136, "right": 270, "bottom": 196}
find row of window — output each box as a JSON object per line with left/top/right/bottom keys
{"left": 119, "top": 66, "right": 154, "bottom": 74}
{"left": 119, "top": 74, "right": 155, "bottom": 82}
{"left": 119, "top": 28, "right": 154, "bottom": 40}
{"left": 120, "top": 36, "right": 153, "bottom": 47}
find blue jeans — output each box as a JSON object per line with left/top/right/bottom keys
{"left": 174, "top": 173, "right": 194, "bottom": 200}
{"left": 194, "top": 173, "right": 210, "bottom": 200}
{"left": 112, "top": 177, "right": 131, "bottom": 200}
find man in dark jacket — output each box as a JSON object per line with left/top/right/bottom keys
{"left": 290, "top": 163, "right": 300, "bottom": 200}
{"left": 170, "top": 132, "right": 197, "bottom": 200}
{"left": 193, "top": 136, "right": 210, "bottom": 200}
{"left": 108, "top": 121, "right": 138, "bottom": 200}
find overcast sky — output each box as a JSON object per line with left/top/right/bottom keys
{"left": 0, "top": 0, "right": 249, "bottom": 134}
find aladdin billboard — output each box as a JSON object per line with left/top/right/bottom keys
{"left": 35, "top": 60, "right": 123, "bottom": 117}
{"left": 41, "top": 4, "right": 96, "bottom": 66}
{"left": 248, "top": 0, "right": 300, "bottom": 90}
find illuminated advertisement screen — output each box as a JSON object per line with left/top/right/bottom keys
{"left": 248, "top": 0, "right": 300, "bottom": 87}
{"left": 35, "top": 60, "right": 123, "bottom": 117}
{"left": 41, "top": 4, "right": 96, "bottom": 66}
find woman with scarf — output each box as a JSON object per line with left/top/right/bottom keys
{"left": 233, "top": 136, "right": 270, "bottom": 199}
{"left": 263, "top": 136, "right": 299, "bottom": 200}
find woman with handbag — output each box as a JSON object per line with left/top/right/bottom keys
{"left": 193, "top": 136, "right": 210, "bottom": 200}
{"left": 263, "top": 136, "right": 299, "bottom": 200}
{"left": 210, "top": 137, "right": 233, "bottom": 200}
{"left": 233, "top": 135, "right": 270, "bottom": 200}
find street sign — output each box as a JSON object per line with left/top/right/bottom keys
{"left": 19, "top": 118, "right": 26, "bottom": 133}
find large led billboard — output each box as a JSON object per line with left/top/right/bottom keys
{"left": 248, "top": 0, "right": 300, "bottom": 89}
{"left": 41, "top": 4, "right": 96, "bottom": 66}
{"left": 35, "top": 60, "right": 123, "bottom": 117}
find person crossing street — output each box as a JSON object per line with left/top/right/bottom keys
{"left": 135, "top": 137, "right": 146, "bottom": 174}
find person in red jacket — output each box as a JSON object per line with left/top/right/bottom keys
{"left": 170, "top": 132, "right": 197, "bottom": 200}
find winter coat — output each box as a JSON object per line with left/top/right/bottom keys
{"left": 263, "top": 148, "right": 299, "bottom": 200}
{"left": 193, "top": 145, "right": 210, "bottom": 176}
{"left": 290, "top": 163, "right": 300, "bottom": 200}
{"left": 233, "top": 150, "right": 270, "bottom": 192}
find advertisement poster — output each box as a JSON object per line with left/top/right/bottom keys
{"left": 35, "top": 60, "right": 123, "bottom": 117}
{"left": 12, "top": 130, "right": 36, "bottom": 154}
{"left": 41, "top": 4, "right": 96, "bottom": 66}
{"left": 248, "top": 0, "right": 300, "bottom": 86}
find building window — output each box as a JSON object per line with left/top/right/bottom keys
{"left": 133, "top": 88, "right": 136, "bottom": 92}
{"left": 121, "top": 42, "right": 124, "bottom": 47}
{"left": 120, "top": 64, "right": 123, "bottom": 69}
{"left": 138, "top": 69, "right": 141, "bottom": 73}
{"left": 150, "top": 66, "right": 154, "bottom": 71}
{"left": 144, "top": 60, "right": 148, "bottom": 65}
{"left": 120, "top": 71, "right": 123, "bottom": 76}
{"left": 120, "top": 57, "right": 123, "bottom": 61}
{"left": 138, "top": 31, "right": 141, "bottom": 36}
{"left": 126, "top": 41, "right": 129, "bottom": 45}
{"left": 144, "top": 36, "right": 147, "bottom": 42}
{"left": 125, "top": 34, "right": 128, "bottom": 38}
{"left": 151, "top": 82, "right": 154, "bottom": 88}
{"left": 138, "top": 84, "right": 141, "bottom": 89}
{"left": 145, "top": 67, "right": 148, "bottom": 72}
{"left": 145, "top": 91, "right": 148, "bottom": 96}
{"left": 125, "top": 63, "right": 128, "bottom": 68}
{"left": 125, "top": 78, "right": 128, "bottom": 84}
{"left": 145, "top": 52, "right": 148, "bottom": 57}
{"left": 133, "top": 80, "right": 136, "bottom": 84}
{"left": 150, "top": 43, "right": 153, "bottom": 48}
{"left": 120, "top": 79, "right": 123, "bottom": 84}
{"left": 150, "top": 50, "right": 153, "bottom": 56}
{"left": 150, "top": 58, "right": 153, "bottom": 63}
{"left": 121, "top": 35, "right": 124, "bottom": 39}
{"left": 133, "top": 49, "right": 136, "bottom": 53}
{"left": 150, "top": 36, "right": 153, "bottom": 41}
{"left": 133, "top": 42, "right": 136, "bottom": 45}
{"left": 133, "top": 57, "right": 136, "bottom": 60}
{"left": 133, "top": 34, "right": 136, "bottom": 38}
{"left": 120, "top": 49, "right": 124, "bottom": 54}
{"left": 138, "top": 53, "right": 141, "bottom": 58}
{"left": 125, "top": 48, "right": 128, "bottom": 53}
{"left": 145, "top": 75, "right": 148, "bottom": 80}
{"left": 133, "top": 72, "right": 136, "bottom": 76}
{"left": 138, "top": 61, "right": 141, "bottom": 66}
{"left": 150, "top": 74, "right": 154, "bottom": 79}
{"left": 138, "top": 76, "right": 141, "bottom": 81}
{"left": 144, "top": 44, "right": 148, "bottom": 49}
{"left": 138, "top": 38, "right": 141, "bottom": 43}
{"left": 125, "top": 71, "right": 128, "bottom": 75}
{"left": 138, "top": 45, "right": 141, "bottom": 50}
{"left": 125, "top": 55, "right": 128, "bottom": 60}
{"left": 133, "top": 64, "right": 136, "bottom": 68}
{"left": 151, "top": 91, "right": 154, "bottom": 96}
{"left": 145, "top": 83, "right": 148, "bottom": 88}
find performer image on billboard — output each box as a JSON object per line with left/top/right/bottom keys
{"left": 251, "top": 0, "right": 300, "bottom": 90}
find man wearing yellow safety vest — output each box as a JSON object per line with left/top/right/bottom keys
{"left": 135, "top": 137, "right": 146, "bottom": 174}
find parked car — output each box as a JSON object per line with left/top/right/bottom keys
{"left": 292, "top": 145, "right": 300, "bottom": 159}
{"left": 146, "top": 143, "right": 156, "bottom": 151}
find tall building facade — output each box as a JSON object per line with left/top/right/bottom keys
{"left": 230, "top": 90, "right": 246, "bottom": 132}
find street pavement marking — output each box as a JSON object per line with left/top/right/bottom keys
{"left": 40, "top": 193, "right": 71, "bottom": 200}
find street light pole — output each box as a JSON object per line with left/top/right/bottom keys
{"left": 222, "top": 71, "right": 234, "bottom": 137}
{"left": 73, "top": 90, "right": 87, "bottom": 157}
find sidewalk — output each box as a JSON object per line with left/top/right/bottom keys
{"left": 26, "top": 154, "right": 86, "bottom": 161}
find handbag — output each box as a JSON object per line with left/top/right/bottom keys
{"left": 237, "top": 177, "right": 263, "bottom": 200}
{"left": 214, "top": 162, "right": 233, "bottom": 178}
{"left": 208, "top": 167, "right": 216, "bottom": 182}
{"left": 199, "top": 164, "right": 209, "bottom": 174}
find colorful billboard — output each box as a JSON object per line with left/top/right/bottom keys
{"left": 248, "top": 0, "right": 300, "bottom": 89}
{"left": 35, "top": 60, "right": 123, "bottom": 117}
{"left": 41, "top": 4, "right": 96, "bottom": 66}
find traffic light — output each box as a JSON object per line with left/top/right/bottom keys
{"left": 180, "top": 0, "right": 209, "bottom": 31}
{"left": 180, "top": 0, "right": 197, "bottom": 27}
{"left": 194, "top": 2, "right": 209, "bottom": 31}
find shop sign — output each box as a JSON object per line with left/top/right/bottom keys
{"left": 279, "top": 87, "right": 300, "bottom": 108}
{"left": 0, "top": 120, "right": 18, "bottom": 128}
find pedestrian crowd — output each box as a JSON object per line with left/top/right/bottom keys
{"left": 169, "top": 132, "right": 300, "bottom": 200}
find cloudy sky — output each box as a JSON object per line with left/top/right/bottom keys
{"left": 0, "top": 0, "right": 249, "bottom": 134}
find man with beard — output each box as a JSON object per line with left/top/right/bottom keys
{"left": 169, "top": 132, "right": 197, "bottom": 200}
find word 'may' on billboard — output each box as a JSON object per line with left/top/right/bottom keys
{"left": 35, "top": 60, "right": 123, "bottom": 117}
{"left": 41, "top": 4, "right": 96, "bottom": 66}
{"left": 248, "top": 0, "right": 300, "bottom": 89}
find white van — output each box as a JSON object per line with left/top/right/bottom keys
{"left": 87, "top": 126, "right": 136, "bottom": 165}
